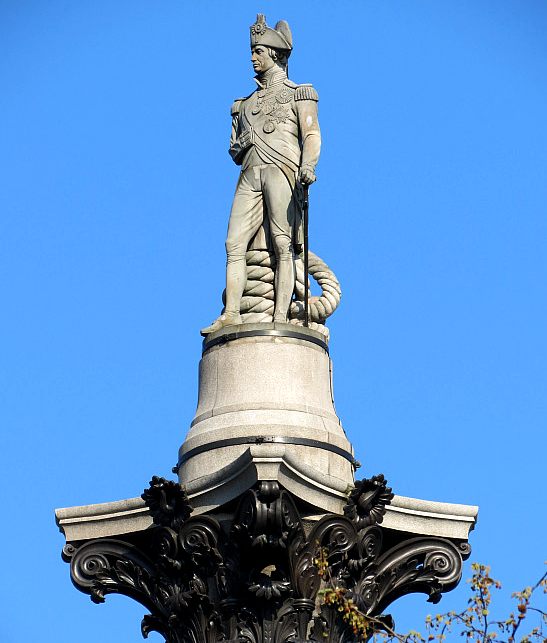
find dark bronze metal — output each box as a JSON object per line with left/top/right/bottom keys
{"left": 303, "top": 184, "right": 310, "bottom": 327}
{"left": 202, "top": 326, "right": 328, "bottom": 353}
{"left": 176, "top": 435, "right": 359, "bottom": 469}
{"left": 62, "top": 474, "right": 471, "bottom": 643}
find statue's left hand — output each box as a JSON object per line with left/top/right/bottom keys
{"left": 298, "top": 165, "right": 316, "bottom": 185}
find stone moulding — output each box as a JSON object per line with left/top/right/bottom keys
{"left": 56, "top": 490, "right": 478, "bottom": 544}
{"left": 57, "top": 475, "right": 477, "bottom": 643}
{"left": 179, "top": 326, "right": 356, "bottom": 516}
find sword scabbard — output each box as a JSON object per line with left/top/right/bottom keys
{"left": 303, "top": 184, "right": 310, "bottom": 327}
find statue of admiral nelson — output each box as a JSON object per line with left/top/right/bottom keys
{"left": 201, "top": 14, "right": 321, "bottom": 335}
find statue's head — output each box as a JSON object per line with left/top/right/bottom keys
{"left": 250, "top": 14, "right": 292, "bottom": 73}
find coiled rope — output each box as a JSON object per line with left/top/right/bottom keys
{"left": 234, "top": 249, "right": 341, "bottom": 326}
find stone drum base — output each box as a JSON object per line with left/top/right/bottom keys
{"left": 176, "top": 323, "right": 356, "bottom": 514}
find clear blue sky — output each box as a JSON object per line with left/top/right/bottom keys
{"left": 1, "top": 1, "right": 546, "bottom": 641}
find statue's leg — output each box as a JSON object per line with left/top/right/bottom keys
{"left": 262, "top": 166, "right": 295, "bottom": 323}
{"left": 224, "top": 169, "right": 264, "bottom": 316}
{"left": 201, "top": 170, "right": 264, "bottom": 335}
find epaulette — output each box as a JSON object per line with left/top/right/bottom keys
{"left": 283, "top": 79, "right": 298, "bottom": 89}
{"left": 294, "top": 84, "right": 319, "bottom": 102}
{"left": 230, "top": 98, "right": 245, "bottom": 116}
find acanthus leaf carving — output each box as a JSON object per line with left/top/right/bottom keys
{"left": 61, "top": 474, "right": 470, "bottom": 643}
{"left": 352, "top": 537, "right": 464, "bottom": 615}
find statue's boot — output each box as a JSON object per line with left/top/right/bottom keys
{"left": 272, "top": 253, "right": 294, "bottom": 324}
{"left": 200, "top": 311, "right": 242, "bottom": 336}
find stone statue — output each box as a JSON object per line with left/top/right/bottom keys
{"left": 201, "top": 14, "right": 341, "bottom": 335}
{"left": 201, "top": 15, "right": 340, "bottom": 336}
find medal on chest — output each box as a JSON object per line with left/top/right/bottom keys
{"left": 251, "top": 86, "right": 293, "bottom": 133}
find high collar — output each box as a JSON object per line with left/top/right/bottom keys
{"left": 254, "top": 66, "right": 287, "bottom": 90}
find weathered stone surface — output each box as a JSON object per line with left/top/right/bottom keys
{"left": 55, "top": 492, "right": 478, "bottom": 544}
{"left": 201, "top": 15, "right": 340, "bottom": 335}
{"left": 55, "top": 497, "right": 151, "bottom": 542}
{"left": 383, "top": 495, "right": 479, "bottom": 540}
{"left": 177, "top": 325, "right": 355, "bottom": 514}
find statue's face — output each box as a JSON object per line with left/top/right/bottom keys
{"left": 251, "top": 45, "right": 275, "bottom": 74}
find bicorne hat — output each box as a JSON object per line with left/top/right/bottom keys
{"left": 250, "top": 14, "right": 292, "bottom": 52}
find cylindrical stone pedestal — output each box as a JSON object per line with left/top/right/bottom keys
{"left": 177, "top": 323, "right": 356, "bottom": 515}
